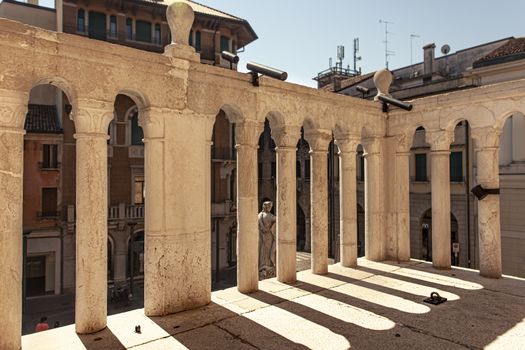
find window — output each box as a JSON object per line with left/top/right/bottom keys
{"left": 415, "top": 154, "right": 427, "bottom": 182}
{"left": 88, "top": 11, "right": 106, "bottom": 40}
{"left": 195, "top": 31, "right": 201, "bottom": 52}
{"left": 131, "top": 111, "right": 143, "bottom": 145}
{"left": 450, "top": 151, "right": 463, "bottom": 182}
{"left": 135, "top": 20, "right": 152, "bottom": 43}
{"left": 133, "top": 175, "right": 145, "bottom": 204}
{"left": 77, "top": 9, "right": 85, "bottom": 32}
{"left": 42, "top": 144, "right": 58, "bottom": 169}
{"left": 109, "top": 15, "right": 117, "bottom": 38}
{"left": 220, "top": 35, "right": 230, "bottom": 52}
{"left": 126, "top": 18, "right": 133, "bottom": 40}
{"left": 153, "top": 23, "right": 161, "bottom": 45}
{"left": 41, "top": 187, "right": 58, "bottom": 218}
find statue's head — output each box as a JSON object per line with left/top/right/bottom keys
{"left": 262, "top": 201, "right": 273, "bottom": 212}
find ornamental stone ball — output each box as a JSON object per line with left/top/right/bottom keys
{"left": 373, "top": 68, "right": 393, "bottom": 100}
{"left": 166, "top": 1, "right": 194, "bottom": 46}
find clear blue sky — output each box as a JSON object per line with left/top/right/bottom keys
{"left": 35, "top": 0, "right": 525, "bottom": 87}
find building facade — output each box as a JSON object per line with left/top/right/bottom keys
{"left": 0, "top": 0, "right": 257, "bottom": 296}
{"left": 321, "top": 38, "right": 525, "bottom": 277}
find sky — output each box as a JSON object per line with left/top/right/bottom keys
{"left": 33, "top": 0, "right": 525, "bottom": 87}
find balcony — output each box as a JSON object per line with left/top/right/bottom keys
{"left": 108, "top": 204, "right": 144, "bottom": 221}
{"left": 20, "top": 259, "right": 525, "bottom": 349}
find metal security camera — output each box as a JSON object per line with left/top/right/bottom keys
{"left": 356, "top": 85, "right": 370, "bottom": 94}
{"left": 221, "top": 51, "right": 239, "bottom": 64}
{"left": 377, "top": 94, "right": 413, "bottom": 111}
{"left": 247, "top": 61, "right": 288, "bottom": 86}
{"left": 471, "top": 184, "right": 500, "bottom": 200}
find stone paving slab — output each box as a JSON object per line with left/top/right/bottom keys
{"left": 22, "top": 259, "right": 525, "bottom": 350}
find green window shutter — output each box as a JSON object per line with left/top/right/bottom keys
{"left": 136, "top": 20, "right": 152, "bottom": 43}
{"left": 415, "top": 154, "right": 427, "bottom": 181}
{"left": 450, "top": 151, "right": 463, "bottom": 182}
{"left": 88, "top": 11, "right": 106, "bottom": 40}
{"left": 220, "top": 35, "right": 230, "bottom": 52}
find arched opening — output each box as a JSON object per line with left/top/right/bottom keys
{"left": 419, "top": 209, "right": 459, "bottom": 265}
{"left": 498, "top": 112, "right": 525, "bottom": 277}
{"left": 356, "top": 144, "right": 365, "bottom": 258}
{"left": 211, "top": 109, "right": 237, "bottom": 290}
{"left": 327, "top": 138, "right": 339, "bottom": 260}
{"left": 357, "top": 203, "right": 365, "bottom": 257}
{"left": 297, "top": 205, "right": 306, "bottom": 252}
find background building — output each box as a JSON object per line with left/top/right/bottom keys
{"left": 320, "top": 38, "right": 525, "bottom": 277}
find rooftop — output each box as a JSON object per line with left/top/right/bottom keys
{"left": 24, "top": 104, "right": 62, "bottom": 134}
{"left": 474, "top": 37, "right": 525, "bottom": 68}
{"left": 22, "top": 259, "right": 525, "bottom": 349}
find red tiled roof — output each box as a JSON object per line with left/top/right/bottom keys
{"left": 25, "top": 104, "right": 62, "bottom": 133}
{"left": 474, "top": 37, "right": 525, "bottom": 65}
{"left": 142, "top": 0, "right": 244, "bottom": 21}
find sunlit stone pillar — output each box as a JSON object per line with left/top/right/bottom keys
{"left": 395, "top": 134, "right": 412, "bottom": 261}
{"left": 472, "top": 128, "right": 502, "bottom": 278}
{"left": 235, "top": 120, "right": 261, "bottom": 292}
{"left": 362, "top": 137, "right": 384, "bottom": 261}
{"left": 0, "top": 89, "right": 27, "bottom": 350}
{"left": 426, "top": 130, "right": 454, "bottom": 270}
{"left": 335, "top": 136, "right": 359, "bottom": 267}
{"left": 72, "top": 99, "right": 114, "bottom": 334}
{"left": 272, "top": 126, "right": 301, "bottom": 283}
{"left": 305, "top": 130, "right": 332, "bottom": 274}
{"left": 142, "top": 108, "right": 211, "bottom": 316}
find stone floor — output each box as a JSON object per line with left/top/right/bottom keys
{"left": 22, "top": 259, "right": 525, "bottom": 350}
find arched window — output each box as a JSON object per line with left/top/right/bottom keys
{"left": 77, "top": 9, "right": 85, "bottom": 33}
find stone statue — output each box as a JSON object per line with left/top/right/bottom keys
{"left": 258, "top": 201, "right": 276, "bottom": 278}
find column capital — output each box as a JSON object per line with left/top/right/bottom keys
{"left": 304, "top": 129, "right": 332, "bottom": 153}
{"left": 139, "top": 106, "right": 169, "bottom": 140}
{"left": 235, "top": 119, "right": 263, "bottom": 149}
{"left": 0, "top": 89, "right": 28, "bottom": 130}
{"left": 471, "top": 127, "right": 501, "bottom": 150}
{"left": 394, "top": 132, "right": 414, "bottom": 154}
{"left": 334, "top": 135, "right": 360, "bottom": 154}
{"left": 271, "top": 125, "right": 301, "bottom": 149}
{"left": 361, "top": 137, "right": 382, "bottom": 156}
{"left": 426, "top": 129, "right": 454, "bottom": 151}
{"left": 72, "top": 98, "right": 114, "bottom": 136}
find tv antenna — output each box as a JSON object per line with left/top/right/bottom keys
{"left": 337, "top": 45, "right": 345, "bottom": 69}
{"left": 353, "top": 38, "right": 362, "bottom": 74}
{"left": 379, "top": 19, "right": 395, "bottom": 69}
{"left": 410, "top": 34, "right": 420, "bottom": 65}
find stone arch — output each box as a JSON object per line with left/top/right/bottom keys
{"left": 302, "top": 117, "right": 319, "bottom": 134}
{"left": 30, "top": 76, "right": 77, "bottom": 106}
{"left": 116, "top": 88, "right": 150, "bottom": 111}
{"left": 219, "top": 103, "right": 245, "bottom": 124}
{"left": 264, "top": 111, "right": 286, "bottom": 131}
{"left": 494, "top": 110, "right": 524, "bottom": 131}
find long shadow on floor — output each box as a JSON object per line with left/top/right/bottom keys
{"left": 78, "top": 327, "right": 126, "bottom": 350}
{"left": 148, "top": 302, "right": 309, "bottom": 349}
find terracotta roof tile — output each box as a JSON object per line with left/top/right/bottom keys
{"left": 142, "top": 0, "right": 243, "bottom": 21}
{"left": 474, "top": 37, "right": 525, "bottom": 66}
{"left": 25, "top": 104, "right": 62, "bottom": 133}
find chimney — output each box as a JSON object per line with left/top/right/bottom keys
{"left": 423, "top": 43, "right": 436, "bottom": 78}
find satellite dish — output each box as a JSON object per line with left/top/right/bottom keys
{"left": 441, "top": 44, "right": 451, "bottom": 55}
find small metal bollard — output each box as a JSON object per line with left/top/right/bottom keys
{"left": 423, "top": 292, "right": 447, "bottom": 305}
{"left": 135, "top": 325, "right": 141, "bottom": 334}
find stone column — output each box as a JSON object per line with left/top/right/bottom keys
{"left": 335, "top": 136, "right": 360, "bottom": 267}
{"left": 272, "top": 126, "right": 301, "bottom": 283}
{"left": 305, "top": 130, "right": 332, "bottom": 274}
{"left": 472, "top": 128, "right": 502, "bottom": 278}
{"left": 142, "top": 108, "right": 211, "bottom": 316}
{"left": 395, "top": 134, "right": 412, "bottom": 261}
{"left": 0, "top": 89, "right": 27, "bottom": 350}
{"left": 362, "top": 137, "right": 384, "bottom": 261}
{"left": 235, "top": 120, "right": 261, "bottom": 293}
{"left": 72, "top": 99, "right": 114, "bottom": 334}
{"left": 426, "top": 130, "right": 454, "bottom": 270}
